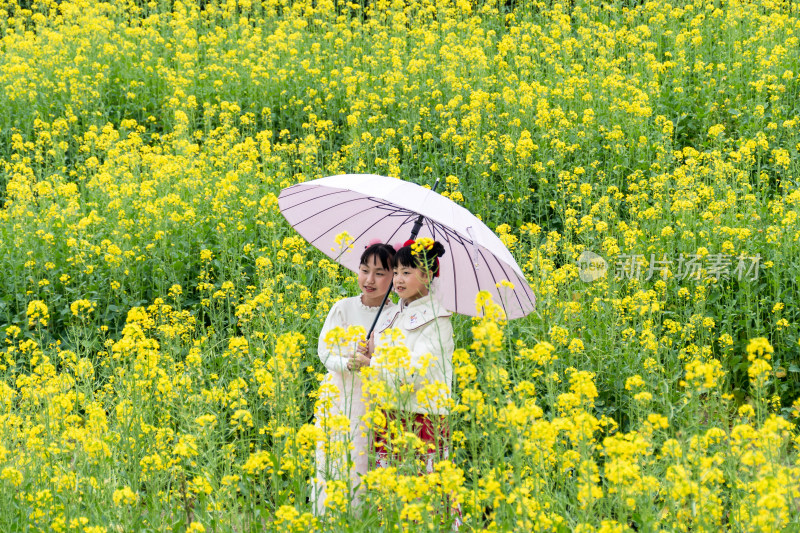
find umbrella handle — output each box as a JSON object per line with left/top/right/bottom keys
{"left": 366, "top": 281, "right": 393, "bottom": 341}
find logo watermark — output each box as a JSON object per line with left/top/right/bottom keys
{"left": 577, "top": 250, "right": 608, "bottom": 282}
{"left": 577, "top": 251, "right": 761, "bottom": 283}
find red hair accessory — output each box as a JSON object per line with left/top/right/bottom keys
{"left": 404, "top": 239, "right": 440, "bottom": 277}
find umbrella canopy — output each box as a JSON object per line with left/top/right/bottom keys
{"left": 278, "top": 174, "right": 536, "bottom": 319}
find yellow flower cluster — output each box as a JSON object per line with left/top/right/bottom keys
{"left": 410, "top": 237, "right": 435, "bottom": 255}
{"left": 70, "top": 299, "right": 96, "bottom": 320}
{"left": 26, "top": 300, "right": 49, "bottom": 328}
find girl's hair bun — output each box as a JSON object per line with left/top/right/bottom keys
{"left": 394, "top": 239, "right": 445, "bottom": 277}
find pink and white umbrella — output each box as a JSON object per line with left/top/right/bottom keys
{"left": 278, "top": 174, "right": 536, "bottom": 320}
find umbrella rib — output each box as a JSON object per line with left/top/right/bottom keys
{"left": 503, "top": 255, "right": 535, "bottom": 309}
{"left": 348, "top": 211, "right": 418, "bottom": 249}
{"left": 446, "top": 232, "right": 467, "bottom": 314}
{"left": 303, "top": 202, "right": 414, "bottom": 243}
{"left": 284, "top": 191, "right": 411, "bottom": 230}
{"left": 427, "top": 220, "right": 467, "bottom": 244}
{"left": 382, "top": 213, "right": 425, "bottom": 245}
{"left": 482, "top": 248, "right": 531, "bottom": 313}
{"left": 433, "top": 220, "right": 481, "bottom": 314}
{"left": 425, "top": 219, "right": 451, "bottom": 292}
{"left": 513, "top": 267, "right": 536, "bottom": 308}
{"left": 425, "top": 220, "right": 470, "bottom": 247}
{"left": 431, "top": 220, "right": 531, "bottom": 313}
{"left": 428, "top": 218, "right": 442, "bottom": 242}
{"left": 278, "top": 184, "right": 321, "bottom": 201}
{"left": 278, "top": 186, "right": 357, "bottom": 211}
{"left": 476, "top": 247, "right": 506, "bottom": 304}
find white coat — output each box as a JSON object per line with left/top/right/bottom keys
{"left": 372, "top": 293, "right": 455, "bottom": 415}
{"left": 313, "top": 295, "right": 396, "bottom": 515}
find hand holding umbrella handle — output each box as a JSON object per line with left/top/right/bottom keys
{"left": 348, "top": 339, "right": 373, "bottom": 371}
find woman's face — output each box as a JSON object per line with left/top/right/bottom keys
{"left": 393, "top": 263, "right": 430, "bottom": 304}
{"left": 358, "top": 255, "right": 393, "bottom": 307}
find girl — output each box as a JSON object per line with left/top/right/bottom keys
{"left": 353, "top": 238, "right": 455, "bottom": 472}
{"left": 313, "top": 242, "right": 396, "bottom": 515}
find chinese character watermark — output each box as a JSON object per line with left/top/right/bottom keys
{"left": 577, "top": 251, "right": 761, "bottom": 283}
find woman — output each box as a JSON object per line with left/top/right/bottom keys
{"left": 313, "top": 242, "right": 396, "bottom": 515}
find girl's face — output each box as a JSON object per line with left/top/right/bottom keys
{"left": 393, "top": 263, "right": 430, "bottom": 304}
{"left": 358, "top": 255, "right": 393, "bottom": 307}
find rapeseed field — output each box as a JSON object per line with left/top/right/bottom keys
{"left": 1, "top": 0, "right": 799, "bottom": 530}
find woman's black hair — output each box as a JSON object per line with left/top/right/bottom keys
{"left": 360, "top": 243, "right": 396, "bottom": 271}
{"left": 394, "top": 240, "right": 446, "bottom": 277}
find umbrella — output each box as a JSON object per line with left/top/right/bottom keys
{"left": 277, "top": 174, "right": 536, "bottom": 321}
